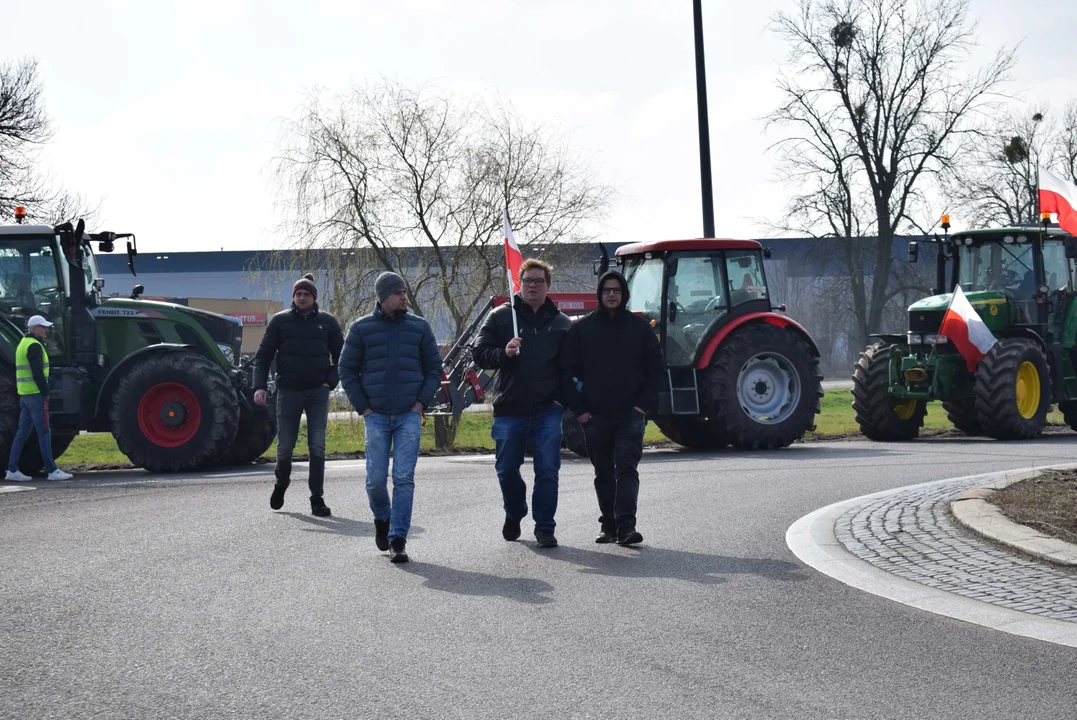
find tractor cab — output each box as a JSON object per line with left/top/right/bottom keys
{"left": 616, "top": 239, "right": 774, "bottom": 368}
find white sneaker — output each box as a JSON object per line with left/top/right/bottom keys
{"left": 47, "top": 469, "right": 74, "bottom": 481}
{"left": 5, "top": 470, "right": 32, "bottom": 482}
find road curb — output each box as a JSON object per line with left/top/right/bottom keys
{"left": 786, "top": 469, "right": 1077, "bottom": 648}
{"left": 950, "top": 464, "right": 1077, "bottom": 567}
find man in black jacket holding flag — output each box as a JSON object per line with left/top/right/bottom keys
{"left": 473, "top": 259, "right": 571, "bottom": 549}
{"left": 561, "top": 270, "right": 664, "bottom": 545}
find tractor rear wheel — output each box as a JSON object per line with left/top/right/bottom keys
{"left": 706, "top": 324, "right": 822, "bottom": 450}
{"left": 110, "top": 352, "right": 239, "bottom": 472}
{"left": 974, "top": 338, "right": 1049, "bottom": 440}
{"left": 852, "top": 342, "right": 927, "bottom": 440}
{"left": 942, "top": 398, "right": 983, "bottom": 436}
{"left": 0, "top": 364, "right": 77, "bottom": 475}
{"left": 216, "top": 401, "right": 276, "bottom": 466}
{"left": 653, "top": 415, "right": 727, "bottom": 450}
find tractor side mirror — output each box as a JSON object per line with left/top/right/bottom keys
{"left": 665, "top": 256, "right": 678, "bottom": 276}
{"left": 130, "top": 284, "right": 144, "bottom": 300}
{"left": 763, "top": 247, "right": 772, "bottom": 259}
{"left": 908, "top": 241, "right": 919, "bottom": 264}
{"left": 93, "top": 278, "right": 105, "bottom": 290}
{"left": 1064, "top": 237, "right": 1077, "bottom": 259}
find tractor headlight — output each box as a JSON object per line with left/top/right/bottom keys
{"left": 924, "top": 334, "right": 949, "bottom": 345}
{"left": 218, "top": 344, "right": 236, "bottom": 364}
{"left": 907, "top": 332, "right": 923, "bottom": 345}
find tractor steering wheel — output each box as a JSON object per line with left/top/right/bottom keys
{"left": 988, "top": 268, "right": 1020, "bottom": 289}
{"left": 704, "top": 296, "right": 724, "bottom": 313}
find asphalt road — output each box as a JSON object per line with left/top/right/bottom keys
{"left": 3, "top": 435, "right": 1077, "bottom": 720}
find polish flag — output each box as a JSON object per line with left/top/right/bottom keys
{"left": 1039, "top": 166, "right": 1077, "bottom": 236}
{"left": 939, "top": 285, "right": 998, "bottom": 372}
{"left": 503, "top": 212, "right": 524, "bottom": 294}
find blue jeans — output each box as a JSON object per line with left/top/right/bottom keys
{"left": 7, "top": 395, "right": 58, "bottom": 474}
{"left": 490, "top": 402, "right": 563, "bottom": 533}
{"left": 363, "top": 411, "right": 422, "bottom": 541}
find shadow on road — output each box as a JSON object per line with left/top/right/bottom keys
{"left": 527, "top": 543, "right": 807, "bottom": 585}
{"left": 278, "top": 511, "right": 427, "bottom": 540}
{"left": 400, "top": 562, "right": 554, "bottom": 605}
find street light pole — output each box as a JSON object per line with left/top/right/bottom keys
{"left": 693, "top": 0, "right": 715, "bottom": 239}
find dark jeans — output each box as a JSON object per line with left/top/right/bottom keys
{"left": 490, "top": 402, "right": 563, "bottom": 533}
{"left": 6, "top": 394, "right": 57, "bottom": 474}
{"left": 582, "top": 410, "right": 646, "bottom": 529}
{"left": 275, "top": 387, "right": 330, "bottom": 497}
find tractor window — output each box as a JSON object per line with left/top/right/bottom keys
{"left": 1043, "top": 241, "right": 1068, "bottom": 292}
{"left": 725, "top": 252, "right": 768, "bottom": 306}
{"left": 666, "top": 253, "right": 727, "bottom": 367}
{"left": 958, "top": 241, "right": 1035, "bottom": 299}
{"left": 623, "top": 256, "right": 664, "bottom": 321}
{"left": 0, "top": 237, "right": 67, "bottom": 356}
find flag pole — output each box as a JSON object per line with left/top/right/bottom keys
{"left": 507, "top": 264, "right": 520, "bottom": 341}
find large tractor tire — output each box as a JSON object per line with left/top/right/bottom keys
{"left": 852, "top": 342, "right": 927, "bottom": 440}
{"left": 110, "top": 352, "right": 240, "bottom": 472}
{"left": 216, "top": 402, "right": 276, "bottom": 466}
{"left": 705, "top": 324, "right": 823, "bottom": 450}
{"left": 942, "top": 398, "right": 983, "bottom": 436}
{"left": 1058, "top": 400, "right": 1077, "bottom": 432}
{"left": 561, "top": 408, "right": 588, "bottom": 458}
{"left": 0, "top": 364, "right": 77, "bottom": 475}
{"left": 653, "top": 415, "right": 727, "bottom": 450}
{"left": 974, "top": 338, "right": 1050, "bottom": 440}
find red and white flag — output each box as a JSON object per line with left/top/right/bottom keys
{"left": 1039, "top": 166, "right": 1077, "bottom": 236}
{"left": 939, "top": 285, "right": 998, "bottom": 372}
{"left": 503, "top": 212, "right": 524, "bottom": 294}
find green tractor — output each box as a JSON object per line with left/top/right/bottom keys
{"left": 0, "top": 214, "right": 276, "bottom": 474}
{"left": 853, "top": 219, "right": 1077, "bottom": 441}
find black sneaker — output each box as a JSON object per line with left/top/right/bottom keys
{"left": 617, "top": 525, "right": 643, "bottom": 546}
{"left": 535, "top": 530, "right": 558, "bottom": 549}
{"left": 595, "top": 525, "right": 617, "bottom": 544}
{"left": 502, "top": 516, "right": 521, "bottom": 541}
{"left": 269, "top": 481, "right": 289, "bottom": 511}
{"left": 389, "top": 537, "right": 409, "bottom": 563}
{"left": 311, "top": 497, "right": 331, "bottom": 517}
{"left": 374, "top": 518, "right": 390, "bottom": 551}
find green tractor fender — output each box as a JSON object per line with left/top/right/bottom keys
{"left": 92, "top": 344, "right": 210, "bottom": 427}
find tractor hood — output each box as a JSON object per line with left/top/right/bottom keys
{"left": 92, "top": 298, "right": 243, "bottom": 364}
{"left": 907, "top": 291, "right": 1011, "bottom": 334}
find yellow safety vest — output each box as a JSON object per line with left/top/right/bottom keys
{"left": 15, "top": 336, "right": 49, "bottom": 396}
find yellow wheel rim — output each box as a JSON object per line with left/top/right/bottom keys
{"left": 1015, "top": 361, "right": 1041, "bottom": 420}
{"left": 893, "top": 400, "right": 918, "bottom": 421}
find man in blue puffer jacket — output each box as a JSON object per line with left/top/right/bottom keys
{"left": 338, "top": 271, "right": 442, "bottom": 563}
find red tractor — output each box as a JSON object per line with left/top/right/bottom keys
{"left": 431, "top": 239, "right": 823, "bottom": 454}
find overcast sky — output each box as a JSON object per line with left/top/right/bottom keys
{"left": 4, "top": 0, "right": 1075, "bottom": 253}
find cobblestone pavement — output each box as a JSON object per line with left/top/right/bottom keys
{"left": 834, "top": 477, "right": 1077, "bottom": 622}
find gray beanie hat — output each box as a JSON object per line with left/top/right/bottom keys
{"left": 375, "top": 271, "right": 406, "bottom": 302}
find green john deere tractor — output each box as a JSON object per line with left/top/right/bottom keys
{"left": 0, "top": 214, "right": 275, "bottom": 474}
{"left": 853, "top": 220, "right": 1077, "bottom": 441}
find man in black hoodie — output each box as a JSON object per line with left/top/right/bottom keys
{"left": 561, "top": 270, "right": 664, "bottom": 545}
{"left": 253, "top": 273, "right": 344, "bottom": 517}
{"left": 473, "top": 259, "right": 572, "bottom": 548}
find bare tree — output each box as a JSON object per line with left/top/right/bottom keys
{"left": 273, "top": 81, "right": 613, "bottom": 338}
{"left": 0, "top": 57, "right": 52, "bottom": 217}
{"left": 1054, "top": 101, "right": 1077, "bottom": 183}
{"left": 272, "top": 80, "right": 612, "bottom": 447}
{"left": 768, "top": 0, "right": 1014, "bottom": 350}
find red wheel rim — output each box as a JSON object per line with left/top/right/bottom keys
{"left": 137, "top": 382, "right": 202, "bottom": 448}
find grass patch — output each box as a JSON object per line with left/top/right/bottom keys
{"left": 57, "top": 389, "right": 1073, "bottom": 467}
{"left": 987, "top": 469, "right": 1077, "bottom": 545}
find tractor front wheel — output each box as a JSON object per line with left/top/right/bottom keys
{"left": 215, "top": 401, "right": 276, "bottom": 466}
{"left": 851, "top": 342, "right": 927, "bottom": 441}
{"left": 110, "top": 352, "right": 239, "bottom": 472}
{"left": 706, "top": 324, "right": 822, "bottom": 450}
{"left": 974, "top": 338, "right": 1050, "bottom": 440}
{"left": 942, "top": 398, "right": 983, "bottom": 436}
